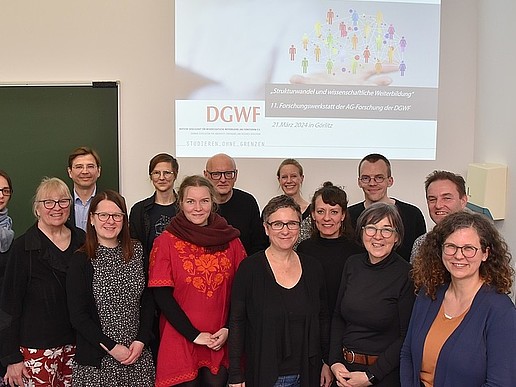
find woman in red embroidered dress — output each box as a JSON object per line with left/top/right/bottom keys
{"left": 148, "top": 175, "right": 246, "bottom": 387}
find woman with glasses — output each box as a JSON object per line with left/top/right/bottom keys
{"left": 0, "top": 170, "right": 14, "bottom": 387}
{"left": 329, "top": 202, "right": 415, "bottom": 387}
{"left": 129, "top": 154, "right": 180, "bottom": 361}
{"left": 148, "top": 175, "right": 246, "bottom": 387}
{"left": 401, "top": 211, "right": 516, "bottom": 387}
{"left": 228, "top": 195, "right": 332, "bottom": 387}
{"left": 0, "top": 177, "right": 85, "bottom": 387}
{"left": 66, "top": 190, "right": 155, "bottom": 386}
{"left": 276, "top": 159, "right": 312, "bottom": 245}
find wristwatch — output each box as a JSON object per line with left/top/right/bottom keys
{"left": 365, "top": 370, "right": 377, "bottom": 385}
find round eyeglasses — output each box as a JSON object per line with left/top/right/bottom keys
{"left": 362, "top": 225, "right": 396, "bottom": 238}
{"left": 359, "top": 175, "right": 387, "bottom": 184}
{"left": 0, "top": 187, "right": 12, "bottom": 196}
{"left": 150, "top": 170, "right": 175, "bottom": 179}
{"left": 442, "top": 243, "right": 479, "bottom": 258}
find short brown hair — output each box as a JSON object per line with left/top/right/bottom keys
{"left": 424, "top": 170, "right": 466, "bottom": 197}
{"left": 358, "top": 153, "right": 392, "bottom": 177}
{"left": 148, "top": 153, "right": 179, "bottom": 175}
{"left": 356, "top": 202, "right": 404, "bottom": 249}
{"left": 68, "top": 146, "right": 101, "bottom": 168}
{"left": 262, "top": 195, "right": 302, "bottom": 223}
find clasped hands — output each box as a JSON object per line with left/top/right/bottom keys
{"left": 194, "top": 327, "right": 228, "bottom": 351}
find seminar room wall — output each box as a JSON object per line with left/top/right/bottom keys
{"left": 1, "top": 1, "right": 514, "bottom": 283}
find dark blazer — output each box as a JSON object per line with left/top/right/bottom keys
{"left": 400, "top": 283, "right": 516, "bottom": 386}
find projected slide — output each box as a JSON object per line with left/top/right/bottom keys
{"left": 175, "top": 0, "right": 441, "bottom": 159}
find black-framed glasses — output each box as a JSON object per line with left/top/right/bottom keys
{"left": 150, "top": 170, "right": 175, "bottom": 179}
{"left": 0, "top": 187, "right": 12, "bottom": 196}
{"left": 359, "top": 175, "right": 387, "bottom": 184}
{"left": 442, "top": 243, "right": 479, "bottom": 258}
{"left": 206, "top": 170, "right": 236, "bottom": 180}
{"left": 362, "top": 225, "right": 396, "bottom": 238}
{"left": 266, "top": 221, "right": 301, "bottom": 230}
{"left": 38, "top": 199, "right": 71, "bottom": 210}
{"left": 94, "top": 212, "right": 125, "bottom": 222}
{"left": 72, "top": 164, "right": 98, "bottom": 172}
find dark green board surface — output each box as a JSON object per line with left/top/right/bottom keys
{"left": 1, "top": 84, "right": 119, "bottom": 234}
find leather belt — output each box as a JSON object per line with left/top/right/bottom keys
{"left": 342, "top": 347, "right": 378, "bottom": 365}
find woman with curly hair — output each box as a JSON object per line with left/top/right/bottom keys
{"left": 400, "top": 211, "right": 516, "bottom": 386}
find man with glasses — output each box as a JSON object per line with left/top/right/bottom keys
{"left": 348, "top": 153, "right": 426, "bottom": 261}
{"left": 67, "top": 146, "right": 102, "bottom": 230}
{"left": 204, "top": 153, "right": 268, "bottom": 255}
{"left": 410, "top": 170, "right": 468, "bottom": 262}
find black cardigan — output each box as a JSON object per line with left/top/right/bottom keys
{"left": 228, "top": 251, "right": 329, "bottom": 387}
{"left": 66, "top": 245, "right": 154, "bottom": 367}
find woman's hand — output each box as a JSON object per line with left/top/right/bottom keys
{"left": 193, "top": 332, "right": 214, "bottom": 346}
{"left": 4, "top": 361, "right": 29, "bottom": 387}
{"left": 228, "top": 383, "right": 246, "bottom": 387}
{"left": 320, "top": 362, "right": 334, "bottom": 387}
{"left": 207, "top": 327, "right": 228, "bottom": 351}
{"left": 331, "top": 362, "right": 351, "bottom": 387}
{"left": 107, "top": 343, "right": 131, "bottom": 363}
{"left": 121, "top": 340, "right": 144, "bottom": 365}
{"left": 332, "top": 368, "right": 372, "bottom": 387}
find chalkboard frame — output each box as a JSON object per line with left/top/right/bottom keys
{"left": 0, "top": 83, "right": 119, "bottom": 234}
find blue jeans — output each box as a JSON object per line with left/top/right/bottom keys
{"left": 273, "top": 374, "right": 301, "bottom": 387}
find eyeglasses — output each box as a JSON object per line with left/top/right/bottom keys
{"left": 266, "top": 221, "right": 301, "bottom": 230}
{"left": 206, "top": 170, "right": 236, "bottom": 180}
{"left": 150, "top": 170, "right": 175, "bottom": 179}
{"left": 442, "top": 243, "right": 479, "bottom": 258}
{"left": 362, "top": 225, "right": 396, "bottom": 238}
{"left": 72, "top": 164, "right": 98, "bottom": 171}
{"left": 359, "top": 175, "right": 387, "bottom": 184}
{"left": 0, "top": 187, "right": 12, "bottom": 196}
{"left": 38, "top": 199, "right": 72, "bottom": 210}
{"left": 94, "top": 212, "right": 125, "bottom": 222}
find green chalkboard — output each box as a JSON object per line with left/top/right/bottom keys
{"left": 1, "top": 84, "right": 119, "bottom": 235}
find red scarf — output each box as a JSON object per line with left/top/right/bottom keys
{"left": 166, "top": 211, "right": 240, "bottom": 253}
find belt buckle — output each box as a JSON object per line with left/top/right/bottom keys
{"left": 344, "top": 348, "right": 355, "bottom": 364}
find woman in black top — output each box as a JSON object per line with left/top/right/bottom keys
{"left": 297, "top": 182, "right": 364, "bottom": 314}
{"left": 0, "top": 177, "right": 85, "bottom": 387}
{"left": 329, "top": 203, "right": 415, "bottom": 387}
{"left": 229, "top": 195, "right": 332, "bottom": 387}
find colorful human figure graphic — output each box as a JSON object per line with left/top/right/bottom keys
{"left": 288, "top": 6, "right": 410, "bottom": 80}
{"left": 376, "top": 34, "right": 383, "bottom": 52}
{"left": 339, "top": 21, "right": 347, "bottom": 37}
{"left": 326, "top": 59, "right": 334, "bottom": 74}
{"left": 388, "top": 24, "right": 395, "bottom": 40}
{"left": 314, "top": 21, "right": 322, "bottom": 38}
{"left": 388, "top": 46, "right": 395, "bottom": 63}
{"left": 400, "top": 36, "right": 407, "bottom": 52}
{"left": 363, "top": 46, "right": 371, "bottom": 63}
{"left": 351, "top": 33, "right": 358, "bottom": 50}
{"left": 302, "top": 33, "right": 309, "bottom": 50}
{"left": 352, "top": 55, "right": 359, "bottom": 74}
{"left": 327, "top": 8, "right": 335, "bottom": 25}
{"left": 399, "top": 60, "right": 406, "bottom": 76}
{"left": 375, "top": 59, "right": 383, "bottom": 74}
{"left": 352, "top": 9, "right": 359, "bottom": 26}
{"left": 289, "top": 44, "right": 297, "bottom": 61}
{"left": 314, "top": 45, "right": 321, "bottom": 62}
{"left": 301, "top": 57, "right": 309, "bottom": 73}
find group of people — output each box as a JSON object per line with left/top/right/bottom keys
{"left": 0, "top": 147, "right": 514, "bottom": 387}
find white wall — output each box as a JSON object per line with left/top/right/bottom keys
{"left": 475, "top": 0, "right": 516, "bottom": 293}
{"left": 3, "top": 0, "right": 513, "bottom": 266}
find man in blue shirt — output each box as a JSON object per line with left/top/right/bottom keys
{"left": 67, "top": 147, "right": 101, "bottom": 230}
